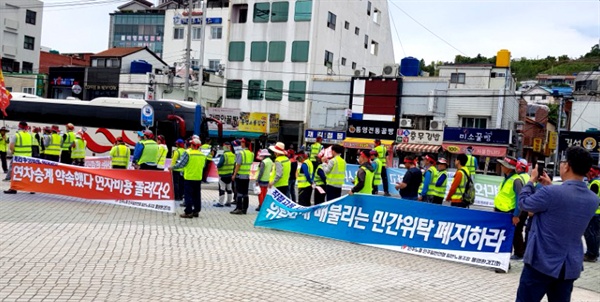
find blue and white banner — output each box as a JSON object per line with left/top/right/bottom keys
{"left": 255, "top": 191, "right": 515, "bottom": 271}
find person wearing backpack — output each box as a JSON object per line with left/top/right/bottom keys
{"left": 494, "top": 156, "right": 526, "bottom": 273}
{"left": 444, "top": 154, "right": 472, "bottom": 208}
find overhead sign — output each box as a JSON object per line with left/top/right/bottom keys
{"left": 443, "top": 127, "right": 511, "bottom": 145}
{"left": 396, "top": 129, "right": 443, "bottom": 145}
{"left": 532, "top": 138, "right": 543, "bottom": 152}
{"left": 140, "top": 104, "right": 154, "bottom": 127}
{"left": 305, "top": 129, "right": 346, "bottom": 144}
{"left": 347, "top": 119, "right": 397, "bottom": 141}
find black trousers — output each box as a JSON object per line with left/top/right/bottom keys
{"left": 184, "top": 180, "right": 201, "bottom": 214}
{"left": 72, "top": 159, "right": 85, "bottom": 166}
{"left": 495, "top": 208, "right": 527, "bottom": 257}
{"left": 326, "top": 185, "right": 342, "bottom": 201}
{"left": 298, "top": 187, "right": 313, "bottom": 206}
{"left": 381, "top": 166, "right": 389, "bottom": 194}
{"left": 314, "top": 185, "right": 326, "bottom": 205}
{"left": 276, "top": 185, "right": 289, "bottom": 199}
{"left": 172, "top": 171, "right": 185, "bottom": 201}
{"left": 140, "top": 163, "right": 158, "bottom": 170}
{"left": 45, "top": 155, "right": 60, "bottom": 162}
{"left": 235, "top": 178, "right": 250, "bottom": 212}
{"left": 431, "top": 196, "right": 444, "bottom": 205}
{"left": 32, "top": 146, "right": 40, "bottom": 158}
{"left": 112, "top": 165, "right": 127, "bottom": 169}
{"left": 0, "top": 151, "right": 7, "bottom": 172}
{"left": 60, "top": 150, "right": 72, "bottom": 165}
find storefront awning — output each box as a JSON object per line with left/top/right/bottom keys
{"left": 342, "top": 138, "right": 394, "bottom": 149}
{"left": 395, "top": 143, "right": 441, "bottom": 153}
{"left": 209, "top": 130, "right": 268, "bottom": 139}
{"left": 442, "top": 143, "right": 507, "bottom": 157}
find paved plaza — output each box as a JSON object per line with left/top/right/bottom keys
{"left": 0, "top": 181, "right": 598, "bottom": 302}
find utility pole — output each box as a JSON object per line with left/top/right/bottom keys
{"left": 183, "top": 0, "right": 193, "bottom": 102}
{"left": 197, "top": 0, "right": 207, "bottom": 105}
{"left": 553, "top": 96, "right": 563, "bottom": 177}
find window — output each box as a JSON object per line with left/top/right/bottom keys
{"left": 191, "top": 60, "right": 199, "bottom": 68}
{"left": 25, "top": 10, "right": 36, "bottom": 25}
{"left": 192, "top": 27, "right": 202, "bottom": 40}
{"left": 253, "top": 2, "right": 270, "bottom": 23}
{"left": 24, "top": 36, "right": 35, "bottom": 50}
{"left": 327, "top": 12, "right": 336, "bottom": 30}
{"left": 106, "top": 58, "right": 119, "bottom": 68}
{"left": 271, "top": 1, "right": 289, "bottom": 22}
{"left": 450, "top": 73, "right": 466, "bottom": 84}
{"left": 211, "top": 26, "right": 222, "bottom": 39}
{"left": 367, "top": 1, "right": 372, "bottom": 15}
{"left": 526, "top": 106, "right": 537, "bottom": 118}
{"left": 266, "top": 80, "right": 283, "bottom": 101}
{"left": 324, "top": 50, "right": 333, "bottom": 67}
{"left": 373, "top": 8, "right": 381, "bottom": 24}
{"left": 294, "top": 0, "right": 312, "bottom": 21}
{"left": 529, "top": 95, "right": 535, "bottom": 101}
{"left": 226, "top": 80, "right": 243, "bottom": 99}
{"left": 22, "top": 87, "right": 35, "bottom": 94}
{"left": 341, "top": 57, "right": 346, "bottom": 66}
{"left": 22, "top": 62, "right": 33, "bottom": 73}
{"left": 344, "top": 21, "right": 349, "bottom": 30}
{"left": 355, "top": 27, "right": 359, "bottom": 35}
{"left": 250, "top": 41, "right": 268, "bottom": 62}
{"left": 232, "top": 4, "right": 248, "bottom": 23}
{"left": 289, "top": 81, "right": 306, "bottom": 102}
{"left": 364, "top": 35, "right": 369, "bottom": 49}
{"left": 228, "top": 42, "right": 245, "bottom": 61}
{"left": 94, "top": 58, "right": 106, "bottom": 67}
{"left": 208, "top": 60, "right": 220, "bottom": 71}
{"left": 352, "top": 62, "right": 357, "bottom": 69}
{"left": 248, "top": 80, "right": 264, "bottom": 100}
{"left": 291, "top": 41, "right": 309, "bottom": 62}
{"left": 461, "top": 117, "right": 487, "bottom": 129}
{"left": 370, "top": 40, "right": 379, "bottom": 55}
{"left": 173, "top": 28, "right": 184, "bottom": 39}
{"left": 541, "top": 95, "right": 547, "bottom": 100}
{"left": 268, "top": 41, "right": 286, "bottom": 62}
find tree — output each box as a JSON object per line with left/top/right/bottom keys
{"left": 584, "top": 44, "right": 600, "bottom": 58}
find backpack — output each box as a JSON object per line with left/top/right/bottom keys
{"left": 460, "top": 169, "right": 476, "bottom": 205}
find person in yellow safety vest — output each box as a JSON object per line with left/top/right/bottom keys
{"left": 60, "top": 123, "right": 76, "bottom": 165}
{"left": 201, "top": 138, "right": 213, "bottom": 184}
{"left": 418, "top": 155, "right": 439, "bottom": 203}
{"left": 231, "top": 138, "right": 254, "bottom": 215}
{"left": 374, "top": 139, "right": 390, "bottom": 196}
{"left": 110, "top": 137, "right": 130, "bottom": 169}
{"left": 71, "top": 131, "right": 87, "bottom": 166}
{"left": 309, "top": 136, "right": 323, "bottom": 168}
{"left": 132, "top": 130, "right": 159, "bottom": 170}
{"left": 0, "top": 127, "right": 9, "bottom": 173}
{"left": 445, "top": 154, "right": 470, "bottom": 208}
{"left": 322, "top": 144, "right": 346, "bottom": 201}
{"left": 169, "top": 139, "right": 186, "bottom": 201}
{"left": 44, "top": 125, "right": 62, "bottom": 163}
{"left": 254, "top": 149, "right": 273, "bottom": 211}
{"left": 465, "top": 146, "right": 478, "bottom": 177}
{"left": 494, "top": 156, "right": 526, "bottom": 270}
{"left": 169, "top": 138, "right": 206, "bottom": 219}
{"left": 370, "top": 150, "right": 382, "bottom": 195}
{"left": 349, "top": 150, "right": 375, "bottom": 195}
{"left": 296, "top": 151, "right": 314, "bottom": 206}
{"left": 214, "top": 142, "right": 236, "bottom": 208}
{"left": 313, "top": 156, "right": 327, "bottom": 205}
{"left": 584, "top": 165, "right": 600, "bottom": 262}
{"left": 268, "top": 142, "right": 291, "bottom": 197}
{"left": 156, "top": 135, "right": 168, "bottom": 170}
{"left": 4, "top": 121, "right": 34, "bottom": 194}
{"left": 430, "top": 157, "right": 449, "bottom": 205}
{"left": 31, "top": 127, "right": 42, "bottom": 158}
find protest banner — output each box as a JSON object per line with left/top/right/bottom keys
{"left": 255, "top": 191, "right": 515, "bottom": 271}
{"left": 9, "top": 156, "right": 175, "bottom": 213}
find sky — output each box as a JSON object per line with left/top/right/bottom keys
{"left": 41, "top": 0, "right": 599, "bottom": 64}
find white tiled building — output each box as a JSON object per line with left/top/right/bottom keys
{"left": 222, "top": 0, "right": 395, "bottom": 143}
{"left": 0, "top": 0, "right": 43, "bottom": 73}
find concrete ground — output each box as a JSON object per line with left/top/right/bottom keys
{"left": 0, "top": 181, "right": 598, "bottom": 302}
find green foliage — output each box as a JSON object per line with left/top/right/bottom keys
{"left": 547, "top": 104, "right": 559, "bottom": 126}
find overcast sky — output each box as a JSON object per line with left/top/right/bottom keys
{"left": 41, "top": 0, "right": 599, "bottom": 63}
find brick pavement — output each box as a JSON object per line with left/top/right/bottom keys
{"left": 0, "top": 181, "right": 598, "bottom": 302}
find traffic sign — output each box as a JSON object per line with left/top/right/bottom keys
{"left": 140, "top": 104, "right": 154, "bottom": 127}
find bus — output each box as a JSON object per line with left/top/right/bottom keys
{"left": 2, "top": 93, "right": 219, "bottom": 156}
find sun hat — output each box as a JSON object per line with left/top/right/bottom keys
{"left": 269, "top": 142, "right": 287, "bottom": 155}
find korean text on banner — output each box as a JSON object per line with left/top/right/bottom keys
{"left": 10, "top": 156, "right": 175, "bottom": 213}
{"left": 255, "top": 191, "right": 514, "bottom": 272}
{"left": 239, "top": 112, "right": 268, "bottom": 133}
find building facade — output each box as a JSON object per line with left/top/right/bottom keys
{"left": 1, "top": 0, "right": 43, "bottom": 73}
{"left": 222, "top": 0, "right": 395, "bottom": 145}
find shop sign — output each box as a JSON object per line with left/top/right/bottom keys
{"left": 269, "top": 114, "right": 280, "bottom": 134}
{"left": 442, "top": 144, "right": 507, "bottom": 157}
{"left": 207, "top": 107, "right": 240, "bottom": 131}
{"left": 558, "top": 131, "right": 600, "bottom": 154}
{"left": 52, "top": 77, "right": 77, "bottom": 86}
{"left": 443, "top": 127, "right": 511, "bottom": 145}
{"left": 548, "top": 131, "right": 558, "bottom": 150}
{"left": 396, "top": 129, "right": 443, "bottom": 145}
{"left": 305, "top": 130, "right": 345, "bottom": 144}
{"left": 347, "top": 119, "right": 397, "bottom": 140}
{"left": 85, "top": 85, "right": 118, "bottom": 91}
{"left": 532, "top": 138, "right": 543, "bottom": 152}
{"left": 173, "top": 14, "right": 223, "bottom": 25}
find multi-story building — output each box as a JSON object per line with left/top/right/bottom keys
{"left": 1, "top": 0, "right": 43, "bottom": 73}
{"left": 536, "top": 74, "right": 576, "bottom": 88}
{"left": 222, "top": 0, "right": 395, "bottom": 144}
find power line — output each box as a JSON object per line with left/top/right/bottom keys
{"left": 0, "top": 0, "right": 126, "bottom": 10}
{"left": 389, "top": 6, "right": 407, "bottom": 58}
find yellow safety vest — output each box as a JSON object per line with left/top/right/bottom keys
{"left": 0, "top": 134, "right": 7, "bottom": 152}
{"left": 373, "top": 158, "right": 383, "bottom": 186}
{"left": 519, "top": 172, "right": 530, "bottom": 184}
{"left": 450, "top": 169, "right": 469, "bottom": 200}
{"left": 238, "top": 149, "right": 254, "bottom": 176}
{"left": 354, "top": 165, "right": 374, "bottom": 194}
{"left": 494, "top": 173, "right": 521, "bottom": 212}
{"left": 588, "top": 179, "right": 600, "bottom": 214}
{"left": 183, "top": 149, "right": 206, "bottom": 181}
{"left": 201, "top": 144, "right": 213, "bottom": 160}
{"left": 375, "top": 145, "right": 386, "bottom": 164}
{"left": 310, "top": 142, "right": 321, "bottom": 161}
{"left": 418, "top": 166, "right": 439, "bottom": 196}
{"left": 270, "top": 155, "right": 290, "bottom": 187}
{"left": 14, "top": 131, "right": 33, "bottom": 157}
{"left": 170, "top": 147, "right": 185, "bottom": 172}
{"left": 259, "top": 157, "right": 273, "bottom": 182}
{"left": 431, "top": 170, "right": 448, "bottom": 198}
{"left": 71, "top": 138, "right": 86, "bottom": 159}
{"left": 157, "top": 144, "right": 168, "bottom": 168}
{"left": 466, "top": 155, "right": 476, "bottom": 175}
{"left": 326, "top": 155, "right": 346, "bottom": 186}
{"left": 314, "top": 165, "right": 325, "bottom": 186}
{"left": 138, "top": 140, "right": 159, "bottom": 165}
{"left": 61, "top": 131, "right": 76, "bottom": 151}
{"left": 218, "top": 151, "right": 236, "bottom": 176}
{"left": 297, "top": 160, "right": 314, "bottom": 189}
{"left": 45, "top": 133, "right": 62, "bottom": 156}
{"left": 110, "top": 144, "right": 130, "bottom": 167}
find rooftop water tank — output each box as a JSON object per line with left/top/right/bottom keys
{"left": 496, "top": 49, "right": 511, "bottom": 67}
{"left": 400, "top": 57, "right": 420, "bottom": 77}
{"left": 130, "top": 60, "right": 152, "bottom": 74}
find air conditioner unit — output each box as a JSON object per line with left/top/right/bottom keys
{"left": 430, "top": 119, "right": 445, "bottom": 131}
{"left": 400, "top": 118, "right": 413, "bottom": 128}
{"left": 354, "top": 69, "right": 363, "bottom": 77}
{"left": 382, "top": 64, "right": 399, "bottom": 76}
